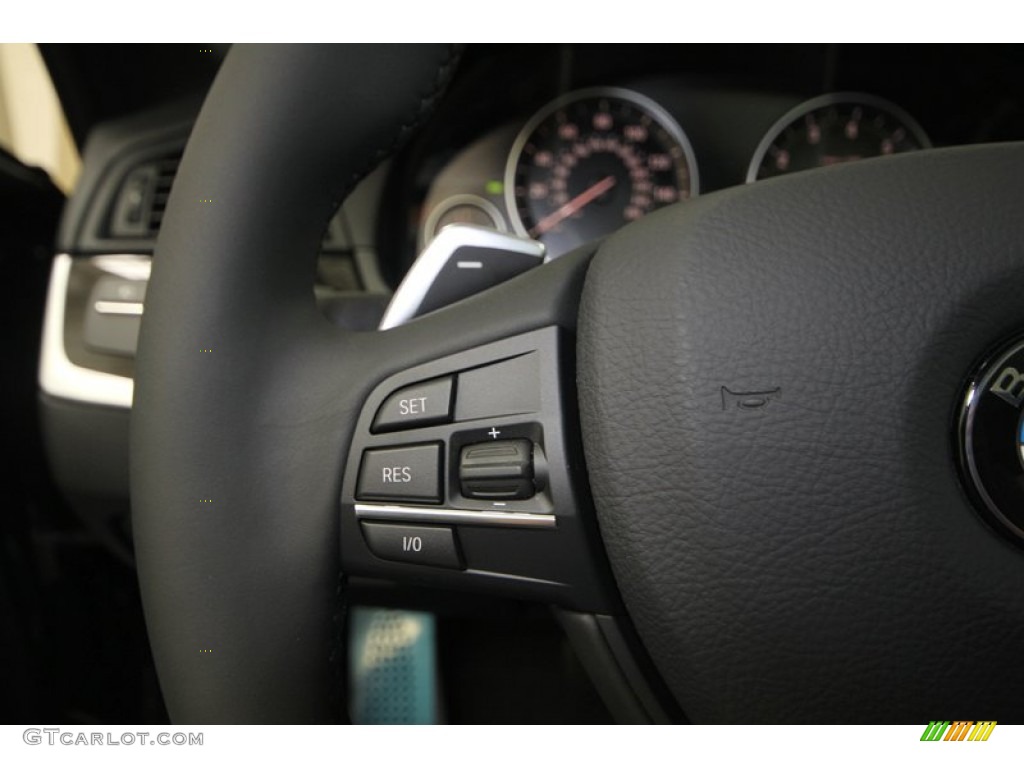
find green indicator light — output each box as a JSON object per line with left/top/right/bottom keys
{"left": 485, "top": 180, "right": 503, "bottom": 196}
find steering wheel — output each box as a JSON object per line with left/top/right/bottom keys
{"left": 132, "top": 45, "right": 1024, "bottom": 724}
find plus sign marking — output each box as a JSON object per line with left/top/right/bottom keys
{"left": 488, "top": 427, "right": 501, "bottom": 439}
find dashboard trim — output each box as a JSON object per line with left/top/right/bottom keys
{"left": 39, "top": 253, "right": 144, "bottom": 410}
{"left": 423, "top": 193, "right": 507, "bottom": 244}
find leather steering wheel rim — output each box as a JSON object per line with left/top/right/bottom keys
{"left": 132, "top": 45, "right": 461, "bottom": 723}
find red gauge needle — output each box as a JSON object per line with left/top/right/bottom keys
{"left": 530, "top": 175, "right": 617, "bottom": 237}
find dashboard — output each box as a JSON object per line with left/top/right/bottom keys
{"left": 415, "top": 86, "right": 934, "bottom": 260}
{"left": 380, "top": 44, "right": 1024, "bottom": 280}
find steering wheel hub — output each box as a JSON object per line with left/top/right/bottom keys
{"left": 578, "top": 146, "right": 1024, "bottom": 722}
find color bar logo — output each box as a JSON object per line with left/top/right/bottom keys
{"left": 920, "top": 721, "right": 997, "bottom": 742}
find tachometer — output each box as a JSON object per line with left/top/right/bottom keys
{"left": 747, "top": 92, "right": 931, "bottom": 182}
{"left": 505, "top": 87, "right": 698, "bottom": 258}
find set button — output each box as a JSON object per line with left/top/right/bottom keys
{"left": 372, "top": 376, "right": 453, "bottom": 433}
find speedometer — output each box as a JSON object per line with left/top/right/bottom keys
{"left": 505, "top": 87, "right": 698, "bottom": 258}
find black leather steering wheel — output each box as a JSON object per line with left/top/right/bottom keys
{"left": 132, "top": 44, "right": 1024, "bottom": 724}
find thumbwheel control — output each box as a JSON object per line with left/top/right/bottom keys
{"left": 459, "top": 439, "right": 535, "bottom": 500}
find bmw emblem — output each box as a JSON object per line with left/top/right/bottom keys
{"left": 959, "top": 336, "right": 1024, "bottom": 542}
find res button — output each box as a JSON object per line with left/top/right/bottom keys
{"left": 372, "top": 376, "right": 453, "bottom": 433}
{"left": 356, "top": 444, "right": 442, "bottom": 504}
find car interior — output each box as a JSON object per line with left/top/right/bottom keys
{"left": 4, "top": 43, "right": 1024, "bottom": 725}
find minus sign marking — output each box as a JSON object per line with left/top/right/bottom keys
{"left": 457, "top": 261, "right": 483, "bottom": 269}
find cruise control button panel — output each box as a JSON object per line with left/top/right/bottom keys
{"left": 357, "top": 444, "right": 442, "bottom": 503}
{"left": 372, "top": 375, "right": 453, "bottom": 433}
{"left": 339, "top": 327, "right": 615, "bottom": 612}
{"left": 360, "top": 522, "right": 463, "bottom": 569}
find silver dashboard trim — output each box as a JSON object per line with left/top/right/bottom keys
{"left": 355, "top": 503, "right": 557, "bottom": 529}
{"left": 423, "top": 193, "right": 508, "bottom": 245}
{"left": 378, "top": 224, "right": 544, "bottom": 331}
{"left": 39, "top": 253, "right": 147, "bottom": 409}
{"left": 90, "top": 254, "right": 153, "bottom": 281}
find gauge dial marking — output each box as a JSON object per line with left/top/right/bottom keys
{"left": 747, "top": 92, "right": 931, "bottom": 183}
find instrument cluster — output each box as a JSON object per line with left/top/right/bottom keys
{"left": 416, "top": 85, "right": 933, "bottom": 261}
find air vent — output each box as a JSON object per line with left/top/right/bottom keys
{"left": 105, "top": 151, "right": 349, "bottom": 256}
{"left": 108, "top": 153, "right": 181, "bottom": 239}
{"left": 148, "top": 156, "right": 180, "bottom": 233}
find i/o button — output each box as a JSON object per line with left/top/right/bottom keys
{"left": 356, "top": 444, "right": 442, "bottom": 503}
{"left": 360, "top": 522, "right": 462, "bottom": 569}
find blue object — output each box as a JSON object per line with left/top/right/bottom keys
{"left": 348, "top": 607, "right": 438, "bottom": 724}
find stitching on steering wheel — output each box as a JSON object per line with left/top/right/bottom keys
{"left": 330, "top": 44, "right": 463, "bottom": 213}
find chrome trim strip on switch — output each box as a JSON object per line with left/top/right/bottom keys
{"left": 90, "top": 254, "right": 153, "bottom": 281}
{"left": 355, "top": 503, "right": 557, "bottom": 529}
{"left": 378, "top": 224, "right": 545, "bottom": 331}
{"left": 94, "top": 300, "right": 145, "bottom": 316}
{"left": 39, "top": 253, "right": 149, "bottom": 409}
